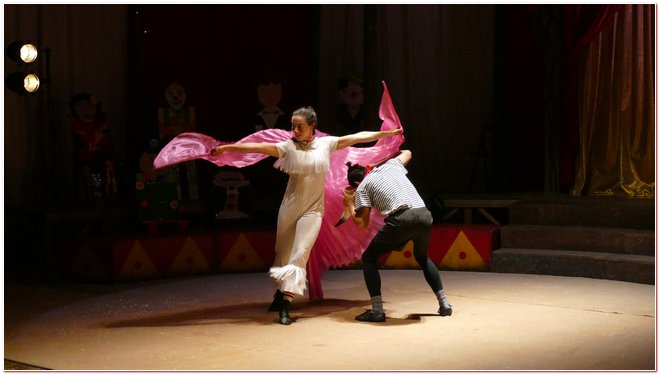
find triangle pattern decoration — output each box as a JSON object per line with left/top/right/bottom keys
{"left": 118, "top": 240, "right": 160, "bottom": 281}
{"left": 382, "top": 240, "right": 420, "bottom": 269}
{"left": 220, "top": 233, "right": 266, "bottom": 272}
{"left": 440, "top": 230, "right": 486, "bottom": 270}
{"left": 69, "top": 241, "right": 110, "bottom": 282}
{"left": 169, "top": 236, "right": 212, "bottom": 275}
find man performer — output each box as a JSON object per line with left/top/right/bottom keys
{"left": 342, "top": 150, "right": 452, "bottom": 322}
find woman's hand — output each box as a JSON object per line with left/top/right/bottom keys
{"left": 210, "top": 145, "right": 224, "bottom": 156}
{"left": 342, "top": 186, "right": 355, "bottom": 207}
{"left": 385, "top": 127, "right": 403, "bottom": 136}
{"left": 335, "top": 186, "right": 356, "bottom": 227}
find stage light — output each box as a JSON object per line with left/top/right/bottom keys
{"left": 7, "top": 41, "right": 38, "bottom": 63}
{"left": 6, "top": 72, "right": 40, "bottom": 94}
{"left": 23, "top": 73, "right": 40, "bottom": 92}
{"left": 6, "top": 41, "right": 47, "bottom": 94}
{"left": 5, "top": 41, "right": 51, "bottom": 95}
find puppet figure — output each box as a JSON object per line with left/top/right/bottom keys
{"left": 136, "top": 139, "right": 179, "bottom": 221}
{"left": 254, "top": 81, "right": 288, "bottom": 131}
{"left": 157, "top": 82, "right": 199, "bottom": 200}
{"left": 69, "top": 93, "right": 118, "bottom": 202}
{"left": 336, "top": 75, "right": 365, "bottom": 135}
{"left": 213, "top": 170, "right": 250, "bottom": 219}
{"left": 158, "top": 82, "right": 196, "bottom": 138}
{"left": 250, "top": 80, "right": 289, "bottom": 218}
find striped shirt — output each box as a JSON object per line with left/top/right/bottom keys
{"left": 354, "top": 158, "right": 426, "bottom": 216}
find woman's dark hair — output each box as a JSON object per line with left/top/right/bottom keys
{"left": 346, "top": 161, "right": 367, "bottom": 188}
{"left": 292, "top": 106, "right": 318, "bottom": 126}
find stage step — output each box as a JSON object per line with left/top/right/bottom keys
{"left": 492, "top": 196, "right": 655, "bottom": 285}
{"left": 500, "top": 225, "right": 654, "bottom": 256}
{"left": 509, "top": 196, "right": 654, "bottom": 230}
{"left": 491, "top": 248, "right": 654, "bottom": 284}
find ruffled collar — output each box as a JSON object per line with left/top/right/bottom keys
{"left": 292, "top": 135, "right": 315, "bottom": 145}
{"left": 292, "top": 136, "right": 316, "bottom": 150}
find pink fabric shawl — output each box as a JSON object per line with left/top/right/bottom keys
{"left": 154, "top": 81, "right": 405, "bottom": 299}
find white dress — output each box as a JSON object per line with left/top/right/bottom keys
{"left": 269, "top": 136, "right": 338, "bottom": 295}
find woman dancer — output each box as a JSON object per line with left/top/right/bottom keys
{"left": 210, "top": 106, "right": 401, "bottom": 325}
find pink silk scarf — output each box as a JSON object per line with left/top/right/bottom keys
{"left": 154, "top": 81, "right": 404, "bottom": 299}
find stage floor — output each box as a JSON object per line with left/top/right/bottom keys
{"left": 4, "top": 270, "right": 656, "bottom": 371}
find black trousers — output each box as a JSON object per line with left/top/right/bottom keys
{"left": 361, "top": 207, "right": 443, "bottom": 297}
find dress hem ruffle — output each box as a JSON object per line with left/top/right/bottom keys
{"left": 269, "top": 264, "right": 307, "bottom": 296}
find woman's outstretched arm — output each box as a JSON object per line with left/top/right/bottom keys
{"left": 335, "top": 127, "right": 402, "bottom": 150}
{"left": 210, "top": 142, "right": 279, "bottom": 158}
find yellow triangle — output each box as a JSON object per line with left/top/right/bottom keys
{"left": 119, "top": 240, "right": 160, "bottom": 281}
{"left": 220, "top": 233, "right": 266, "bottom": 271}
{"left": 168, "top": 236, "right": 211, "bottom": 275}
{"left": 383, "top": 240, "right": 420, "bottom": 269}
{"left": 441, "top": 230, "right": 486, "bottom": 269}
{"left": 69, "top": 241, "right": 109, "bottom": 281}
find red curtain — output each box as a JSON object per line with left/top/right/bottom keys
{"left": 559, "top": 4, "right": 624, "bottom": 190}
{"left": 570, "top": 5, "right": 655, "bottom": 197}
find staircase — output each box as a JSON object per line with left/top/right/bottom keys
{"left": 491, "top": 195, "right": 655, "bottom": 284}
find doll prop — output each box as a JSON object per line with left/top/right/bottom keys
{"left": 213, "top": 170, "right": 250, "bottom": 219}
{"left": 255, "top": 81, "right": 288, "bottom": 131}
{"left": 153, "top": 81, "right": 404, "bottom": 299}
{"left": 137, "top": 139, "right": 180, "bottom": 221}
{"left": 158, "top": 82, "right": 199, "bottom": 201}
{"left": 69, "top": 93, "right": 118, "bottom": 202}
{"left": 336, "top": 75, "right": 365, "bottom": 135}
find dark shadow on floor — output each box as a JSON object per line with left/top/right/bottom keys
{"left": 101, "top": 298, "right": 373, "bottom": 328}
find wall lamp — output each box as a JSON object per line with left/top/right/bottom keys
{"left": 7, "top": 41, "right": 39, "bottom": 63}
{"left": 5, "top": 40, "right": 50, "bottom": 95}
{"left": 6, "top": 72, "right": 40, "bottom": 94}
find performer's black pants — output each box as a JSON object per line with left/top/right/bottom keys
{"left": 361, "top": 207, "right": 443, "bottom": 297}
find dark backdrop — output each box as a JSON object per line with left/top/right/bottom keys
{"left": 127, "top": 5, "right": 319, "bottom": 215}
{"left": 495, "top": 5, "right": 545, "bottom": 192}
{"left": 133, "top": 4, "right": 317, "bottom": 143}
{"left": 4, "top": 4, "right": 548, "bottom": 210}
{"left": 128, "top": 5, "right": 547, "bottom": 202}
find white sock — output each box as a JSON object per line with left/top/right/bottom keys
{"left": 371, "top": 295, "right": 384, "bottom": 313}
{"left": 435, "top": 289, "right": 450, "bottom": 308}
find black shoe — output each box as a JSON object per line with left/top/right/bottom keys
{"left": 355, "top": 309, "right": 386, "bottom": 322}
{"left": 268, "top": 290, "right": 284, "bottom": 312}
{"left": 279, "top": 300, "right": 292, "bottom": 325}
{"left": 438, "top": 304, "right": 453, "bottom": 317}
